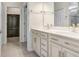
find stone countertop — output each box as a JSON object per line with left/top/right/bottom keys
{"left": 31, "top": 28, "right": 79, "bottom": 41}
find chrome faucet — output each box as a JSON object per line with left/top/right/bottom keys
{"left": 47, "top": 24, "right": 50, "bottom": 29}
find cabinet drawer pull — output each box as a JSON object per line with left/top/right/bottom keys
{"left": 65, "top": 42, "right": 70, "bottom": 45}
{"left": 64, "top": 42, "right": 79, "bottom": 48}
{"left": 51, "top": 38, "right": 58, "bottom": 41}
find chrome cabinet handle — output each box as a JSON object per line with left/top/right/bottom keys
{"left": 51, "top": 38, "right": 58, "bottom": 41}
{"left": 64, "top": 42, "right": 70, "bottom": 45}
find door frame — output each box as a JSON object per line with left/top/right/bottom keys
{"left": 4, "top": 7, "right": 22, "bottom": 44}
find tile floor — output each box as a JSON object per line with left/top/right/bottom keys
{"left": 1, "top": 37, "right": 38, "bottom": 57}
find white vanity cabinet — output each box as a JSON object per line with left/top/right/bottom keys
{"left": 32, "top": 30, "right": 41, "bottom": 56}
{"left": 32, "top": 29, "right": 79, "bottom": 57}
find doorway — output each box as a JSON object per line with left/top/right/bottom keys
{"left": 7, "top": 14, "right": 20, "bottom": 43}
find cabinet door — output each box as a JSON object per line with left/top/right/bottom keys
{"left": 36, "top": 36, "right": 40, "bottom": 56}
{"left": 32, "top": 32, "right": 40, "bottom": 56}
{"left": 49, "top": 41, "right": 62, "bottom": 57}
{"left": 43, "top": 3, "right": 54, "bottom": 12}
{"left": 28, "top": 3, "right": 43, "bottom": 12}
{"left": 63, "top": 48, "right": 79, "bottom": 57}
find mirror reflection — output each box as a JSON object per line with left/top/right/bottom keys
{"left": 54, "top": 2, "right": 79, "bottom": 27}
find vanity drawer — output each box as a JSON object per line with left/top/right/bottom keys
{"left": 49, "top": 34, "right": 65, "bottom": 45}
{"left": 41, "top": 48, "right": 47, "bottom": 57}
{"left": 63, "top": 39, "right": 79, "bottom": 53}
{"left": 41, "top": 32, "right": 47, "bottom": 39}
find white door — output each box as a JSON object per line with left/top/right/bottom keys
{"left": 32, "top": 32, "right": 40, "bottom": 56}
{"left": 49, "top": 41, "right": 62, "bottom": 57}
{"left": 63, "top": 48, "right": 79, "bottom": 57}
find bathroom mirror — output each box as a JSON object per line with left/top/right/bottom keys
{"left": 54, "top": 2, "right": 69, "bottom": 27}
{"left": 54, "top": 2, "right": 79, "bottom": 27}
{"left": 69, "top": 2, "right": 79, "bottom": 27}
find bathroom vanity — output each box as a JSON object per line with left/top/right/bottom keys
{"left": 31, "top": 28, "right": 79, "bottom": 57}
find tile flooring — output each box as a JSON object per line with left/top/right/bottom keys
{"left": 1, "top": 37, "right": 38, "bottom": 57}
